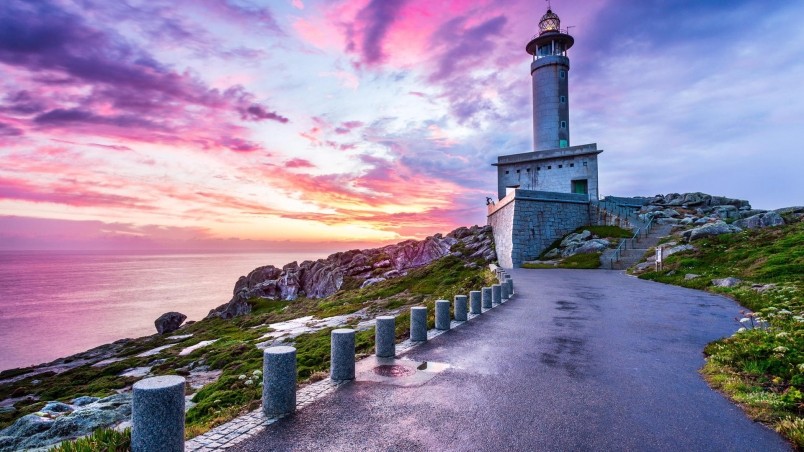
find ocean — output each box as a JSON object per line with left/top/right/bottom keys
{"left": 0, "top": 250, "right": 330, "bottom": 372}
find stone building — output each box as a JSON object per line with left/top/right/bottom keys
{"left": 488, "top": 8, "right": 610, "bottom": 268}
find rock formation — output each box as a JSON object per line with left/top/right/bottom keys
{"left": 207, "top": 225, "right": 495, "bottom": 319}
{"left": 154, "top": 312, "right": 186, "bottom": 334}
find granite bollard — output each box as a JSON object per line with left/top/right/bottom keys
{"left": 482, "top": 287, "right": 492, "bottom": 309}
{"left": 501, "top": 282, "right": 509, "bottom": 302}
{"left": 262, "top": 346, "right": 296, "bottom": 417}
{"left": 330, "top": 329, "right": 355, "bottom": 381}
{"left": 506, "top": 277, "right": 514, "bottom": 295}
{"left": 454, "top": 295, "right": 468, "bottom": 321}
{"left": 410, "top": 306, "right": 428, "bottom": 341}
{"left": 132, "top": 375, "right": 185, "bottom": 452}
{"left": 435, "top": 299, "right": 451, "bottom": 330}
{"left": 375, "top": 316, "right": 396, "bottom": 358}
{"left": 469, "top": 291, "right": 482, "bottom": 315}
{"left": 492, "top": 284, "right": 502, "bottom": 304}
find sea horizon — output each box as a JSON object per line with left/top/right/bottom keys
{"left": 0, "top": 249, "right": 332, "bottom": 372}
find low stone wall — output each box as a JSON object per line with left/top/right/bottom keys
{"left": 488, "top": 189, "right": 590, "bottom": 268}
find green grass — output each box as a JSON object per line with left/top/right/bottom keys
{"left": 573, "top": 225, "right": 633, "bottom": 238}
{"left": 635, "top": 218, "right": 803, "bottom": 447}
{"left": 523, "top": 252, "right": 601, "bottom": 269}
{"left": 51, "top": 427, "right": 130, "bottom": 452}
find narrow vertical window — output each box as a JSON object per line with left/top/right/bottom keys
{"left": 560, "top": 121, "right": 567, "bottom": 129}
{"left": 560, "top": 70, "right": 566, "bottom": 79}
{"left": 560, "top": 96, "right": 566, "bottom": 103}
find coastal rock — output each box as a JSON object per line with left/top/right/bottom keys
{"left": 734, "top": 212, "right": 785, "bottom": 230}
{"left": 360, "top": 277, "right": 386, "bottom": 288}
{"left": 70, "top": 396, "right": 98, "bottom": 407}
{"left": 684, "top": 274, "right": 700, "bottom": 280}
{"left": 665, "top": 244, "right": 696, "bottom": 257}
{"left": 712, "top": 277, "right": 742, "bottom": 288}
{"left": 209, "top": 225, "right": 495, "bottom": 319}
{"left": 681, "top": 221, "right": 742, "bottom": 242}
{"left": 647, "top": 192, "right": 750, "bottom": 209}
{"left": 154, "top": 312, "right": 186, "bottom": 335}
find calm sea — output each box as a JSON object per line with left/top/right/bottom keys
{"left": 0, "top": 251, "right": 329, "bottom": 372}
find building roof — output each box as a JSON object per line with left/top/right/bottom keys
{"left": 493, "top": 143, "right": 602, "bottom": 166}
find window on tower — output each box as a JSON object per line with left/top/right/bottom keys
{"left": 560, "top": 121, "right": 567, "bottom": 129}
{"left": 560, "top": 70, "right": 566, "bottom": 79}
{"left": 560, "top": 96, "right": 566, "bottom": 103}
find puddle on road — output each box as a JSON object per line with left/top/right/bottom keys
{"left": 416, "top": 361, "right": 451, "bottom": 373}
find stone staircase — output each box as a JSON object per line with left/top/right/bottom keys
{"left": 601, "top": 223, "right": 674, "bottom": 270}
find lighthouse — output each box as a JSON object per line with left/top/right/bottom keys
{"left": 526, "top": 8, "right": 574, "bottom": 151}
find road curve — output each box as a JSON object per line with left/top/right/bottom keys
{"left": 232, "top": 269, "right": 790, "bottom": 451}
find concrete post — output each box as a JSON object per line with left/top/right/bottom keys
{"left": 469, "top": 291, "right": 482, "bottom": 315}
{"left": 435, "top": 300, "right": 451, "bottom": 330}
{"left": 375, "top": 316, "right": 396, "bottom": 358}
{"left": 492, "top": 284, "right": 502, "bottom": 304}
{"left": 505, "top": 275, "right": 514, "bottom": 294}
{"left": 262, "top": 346, "right": 296, "bottom": 416}
{"left": 454, "top": 295, "right": 468, "bottom": 321}
{"left": 482, "top": 287, "right": 492, "bottom": 309}
{"left": 501, "top": 282, "right": 509, "bottom": 302}
{"left": 132, "top": 375, "right": 185, "bottom": 452}
{"left": 330, "top": 329, "right": 355, "bottom": 381}
{"left": 410, "top": 306, "right": 427, "bottom": 341}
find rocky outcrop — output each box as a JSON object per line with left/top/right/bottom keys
{"left": 543, "top": 230, "right": 611, "bottom": 259}
{"left": 645, "top": 192, "right": 750, "bottom": 209}
{"left": 0, "top": 394, "right": 131, "bottom": 451}
{"left": 734, "top": 211, "right": 785, "bottom": 230}
{"left": 681, "top": 221, "right": 742, "bottom": 242}
{"left": 208, "top": 225, "right": 495, "bottom": 319}
{"left": 154, "top": 312, "right": 186, "bottom": 334}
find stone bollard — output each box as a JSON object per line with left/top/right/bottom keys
{"left": 330, "top": 329, "right": 355, "bottom": 381}
{"left": 501, "top": 282, "right": 509, "bottom": 302}
{"left": 482, "top": 287, "right": 492, "bottom": 309}
{"left": 506, "top": 277, "right": 514, "bottom": 296}
{"left": 454, "top": 295, "right": 468, "bottom": 321}
{"left": 132, "top": 375, "right": 185, "bottom": 452}
{"left": 410, "top": 306, "right": 428, "bottom": 341}
{"left": 469, "top": 291, "right": 482, "bottom": 315}
{"left": 435, "top": 299, "right": 451, "bottom": 330}
{"left": 492, "top": 284, "right": 502, "bottom": 304}
{"left": 262, "top": 346, "right": 296, "bottom": 417}
{"left": 375, "top": 316, "right": 396, "bottom": 358}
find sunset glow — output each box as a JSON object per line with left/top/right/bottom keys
{"left": 2, "top": 0, "right": 803, "bottom": 250}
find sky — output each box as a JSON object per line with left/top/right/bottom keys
{"left": 1, "top": 0, "right": 803, "bottom": 251}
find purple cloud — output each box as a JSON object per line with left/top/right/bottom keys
{"left": 0, "top": 122, "right": 23, "bottom": 136}
{"left": 350, "top": 0, "right": 409, "bottom": 66}
{"left": 240, "top": 104, "right": 289, "bottom": 123}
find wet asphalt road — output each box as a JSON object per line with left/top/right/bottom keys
{"left": 232, "top": 269, "right": 790, "bottom": 451}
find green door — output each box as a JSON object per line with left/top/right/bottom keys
{"left": 572, "top": 179, "right": 588, "bottom": 195}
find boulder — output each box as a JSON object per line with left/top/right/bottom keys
{"left": 681, "top": 221, "right": 742, "bottom": 242}
{"left": 562, "top": 238, "right": 609, "bottom": 257}
{"left": 684, "top": 274, "right": 700, "bottom": 280}
{"left": 71, "top": 396, "right": 98, "bottom": 407}
{"left": 712, "top": 277, "right": 742, "bottom": 288}
{"left": 360, "top": 277, "right": 386, "bottom": 288}
{"left": 734, "top": 212, "right": 785, "bottom": 230}
{"left": 665, "top": 244, "right": 695, "bottom": 257}
{"left": 154, "top": 312, "right": 187, "bottom": 335}
{"left": 41, "top": 402, "right": 72, "bottom": 415}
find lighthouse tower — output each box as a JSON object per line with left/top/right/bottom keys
{"left": 526, "top": 8, "right": 574, "bottom": 151}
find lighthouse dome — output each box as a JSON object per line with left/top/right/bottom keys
{"left": 539, "top": 9, "right": 560, "bottom": 35}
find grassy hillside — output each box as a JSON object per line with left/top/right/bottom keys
{"left": 636, "top": 218, "right": 803, "bottom": 447}
{"left": 0, "top": 253, "right": 496, "bottom": 440}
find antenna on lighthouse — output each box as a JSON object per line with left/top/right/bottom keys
{"left": 545, "top": 0, "right": 552, "bottom": 9}
{"left": 567, "top": 25, "right": 576, "bottom": 34}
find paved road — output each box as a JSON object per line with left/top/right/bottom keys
{"left": 233, "top": 269, "right": 790, "bottom": 451}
